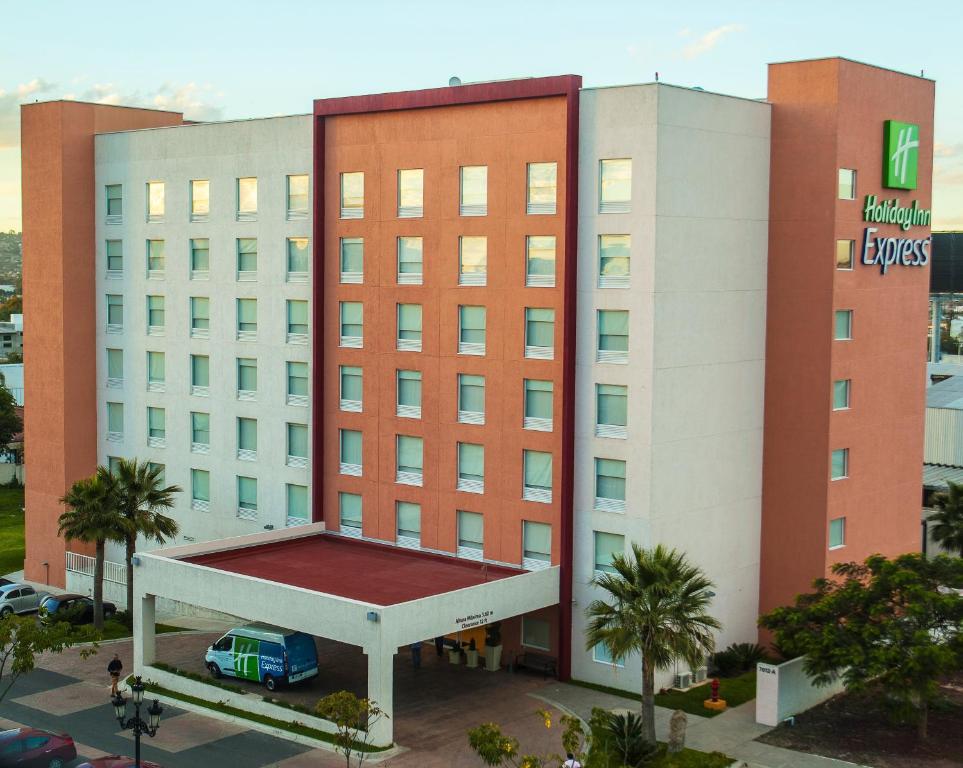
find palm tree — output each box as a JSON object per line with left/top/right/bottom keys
{"left": 930, "top": 480, "right": 963, "bottom": 557}
{"left": 585, "top": 543, "right": 721, "bottom": 744}
{"left": 114, "top": 458, "right": 181, "bottom": 613}
{"left": 58, "top": 467, "right": 129, "bottom": 630}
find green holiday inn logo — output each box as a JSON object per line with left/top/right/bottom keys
{"left": 883, "top": 120, "right": 919, "bottom": 190}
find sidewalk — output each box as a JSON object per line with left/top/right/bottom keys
{"left": 532, "top": 681, "right": 868, "bottom": 768}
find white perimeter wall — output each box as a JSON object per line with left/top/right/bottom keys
{"left": 572, "top": 84, "right": 770, "bottom": 691}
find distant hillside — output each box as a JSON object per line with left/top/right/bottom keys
{"left": 0, "top": 232, "right": 22, "bottom": 287}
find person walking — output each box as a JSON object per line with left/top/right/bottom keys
{"left": 562, "top": 753, "right": 582, "bottom": 768}
{"left": 107, "top": 654, "right": 123, "bottom": 696}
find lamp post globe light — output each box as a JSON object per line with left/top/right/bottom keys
{"left": 111, "top": 676, "right": 163, "bottom": 767}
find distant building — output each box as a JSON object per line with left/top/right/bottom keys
{"left": 0, "top": 363, "right": 23, "bottom": 405}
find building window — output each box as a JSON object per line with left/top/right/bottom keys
{"left": 286, "top": 484, "right": 309, "bottom": 527}
{"left": 287, "top": 300, "right": 309, "bottom": 344}
{"left": 526, "top": 236, "right": 556, "bottom": 288}
{"left": 190, "top": 411, "right": 210, "bottom": 453}
{"left": 146, "top": 295, "right": 165, "bottom": 335}
{"left": 106, "top": 294, "right": 124, "bottom": 332}
{"left": 237, "top": 357, "right": 257, "bottom": 399}
{"left": 593, "top": 643, "right": 624, "bottom": 667}
{"left": 339, "top": 429, "right": 362, "bottom": 476}
{"left": 398, "top": 168, "right": 424, "bottom": 218}
{"left": 523, "top": 449, "right": 552, "bottom": 503}
{"left": 237, "top": 177, "right": 257, "bottom": 220}
{"left": 396, "top": 435, "right": 424, "bottom": 486}
{"left": 237, "top": 476, "right": 258, "bottom": 520}
{"left": 833, "top": 379, "right": 851, "bottom": 410}
{"left": 834, "top": 310, "right": 853, "bottom": 341}
{"left": 525, "top": 308, "right": 555, "bottom": 359}
{"left": 831, "top": 448, "right": 849, "bottom": 480}
{"left": 287, "top": 361, "right": 308, "bottom": 406}
{"left": 397, "top": 237, "right": 423, "bottom": 285}
{"left": 523, "top": 379, "right": 553, "bottom": 431}
{"left": 594, "top": 531, "right": 624, "bottom": 574}
{"left": 287, "top": 174, "right": 309, "bottom": 219}
{"left": 339, "top": 492, "right": 362, "bottom": 536}
{"left": 340, "top": 172, "right": 364, "bottom": 219}
{"left": 287, "top": 423, "right": 309, "bottom": 468}
{"left": 457, "top": 442, "right": 484, "bottom": 494}
{"left": 522, "top": 521, "right": 551, "bottom": 570}
{"left": 521, "top": 615, "right": 551, "bottom": 650}
{"left": 190, "top": 297, "right": 210, "bottom": 339}
{"left": 288, "top": 237, "right": 310, "bottom": 282}
{"left": 836, "top": 239, "right": 854, "bottom": 270}
{"left": 838, "top": 169, "right": 856, "bottom": 200}
{"left": 458, "top": 305, "right": 486, "bottom": 355}
{"left": 190, "top": 469, "right": 210, "bottom": 512}
{"left": 147, "top": 181, "right": 165, "bottom": 222}
{"left": 457, "top": 373, "right": 485, "bottom": 425}
{"left": 105, "top": 240, "right": 123, "bottom": 276}
{"left": 340, "top": 301, "right": 363, "bottom": 348}
{"left": 599, "top": 234, "right": 630, "bottom": 288}
{"left": 397, "top": 304, "right": 423, "bottom": 352}
{"left": 596, "top": 383, "right": 628, "bottom": 439}
{"left": 237, "top": 417, "right": 257, "bottom": 461}
{"left": 597, "top": 310, "right": 629, "bottom": 364}
{"left": 458, "top": 236, "right": 487, "bottom": 286}
{"left": 340, "top": 237, "right": 363, "bottom": 284}
{"left": 397, "top": 369, "right": 422, "bottom": 419}
{"left": 595, "top": 458, "right": 626, "bottom": 513}
{"left": 191, "top": 354, "right": 210, "bottom": 396}
{"left": 236, "top": 298, "right": 257, "bottom": 341}
{"left": 146, "top": 351, "right": 165, "bottom": 392}
{"left": 147, "top": 406, "right": 166, "bottom": 447}
{"left": 191, "top": 238, "right": 210, "bottom": 278}
{"left": 237, "top": 238, "right": 258, "bottom": 280}
{"left": 527, "top": 162, "right": 557, "bottom": 215}
{"left": 106, "top": 184, "right": 123, "bottom": 223}
{"left": 460, "top": 165, "right": 488, "bottom": 216}
{"left": 829, "top": 517, "right": 846, "bottom": 549}
{"left": 340, "top": 365, "right": 362, "bottom": 412}
{"left": 190, "top": 179, "right": 210, "bottom": 221}
{"left": 396, "top": 501, "right": 421, "bottom": 547}
{"left": 599, "top": 158, "right": 632, "bottom": 213}
{"left": 146, "top": 240, "right": 165, "bottom": 278}
{"left": 457, "top": 510, "right": 483, "bottom": 560}
{"left": 106, "top": 348, "right": 123, "bottom": 387}
{"left": 106, "top": 402, "right": 124, "bottom": 440}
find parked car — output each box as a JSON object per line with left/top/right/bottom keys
{"left": 75, "top": 758, "right": 163, "bottom": 768}
{"left": 205, "top": 624, "right": 319, "bottom": 691}
{"left": 0, "top": 727, "right": 76, "bottom": 767}
{"left": 38, "top": 593, "right": 116, "bottom": 625}
{"left": 0, "top": 583, "right": 49, "bottom": 617}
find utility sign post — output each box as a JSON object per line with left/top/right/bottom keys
{"left": 883, "top": 120, "right": 919, "bottom": 190}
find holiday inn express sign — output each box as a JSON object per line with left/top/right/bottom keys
{"left": 860, "top": 120, "right": 930, "bottom": 274}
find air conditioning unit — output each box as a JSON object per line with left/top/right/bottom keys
{"left": 692, "top": 666, "right": 708, "bottom": 683}
{"left": 672, "top": 672, "right": 692, "bottom": 690}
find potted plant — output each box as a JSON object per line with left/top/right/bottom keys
{"left": 484, "top": 621, "right": 503, "bottom": 671}
{"left": 466, "top": 637, "right": 479, "bottom": 668}
{"left": 448, "top": 639, "right": 462, "bottom": 665}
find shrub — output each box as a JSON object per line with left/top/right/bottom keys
{"left": 711, "top": 642, "right": 772, "bottom": 677}
{"left": 587, "top": 708, "right": 659, "bottom": 768}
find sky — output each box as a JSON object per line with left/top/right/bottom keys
{"left": 2, "top": 0, "right": 963, "bottom": 231}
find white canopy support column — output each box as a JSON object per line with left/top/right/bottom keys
{"left": 133, "top": 593, "right": 156, "bottom": 672}
{"left": 364, "top": 641, "right": 395, "bottom": 746}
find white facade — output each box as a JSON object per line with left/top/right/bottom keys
{"left": 94, "top": 115, "right": 313, "bottom": 556}
{"left": 572, "top": 84, "right": 771, "bottom": 689}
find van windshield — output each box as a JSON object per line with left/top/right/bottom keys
{"left": 213, "top": 637, "right": 232, "bottom": 651}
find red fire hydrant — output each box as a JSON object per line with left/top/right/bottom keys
{"left": 710, "top": 678, "right": 720, "bottom": 702}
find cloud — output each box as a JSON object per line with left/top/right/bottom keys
{"left": 681, "top": 24, "right": 743, "bottom": 59}
{"left": 935, "top": 142, "right": 963, "bottom": 159}
{"left": 0, "top": 79, "right": 57, "bottom": 148}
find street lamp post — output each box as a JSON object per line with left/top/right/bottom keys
{"left": 111, "top": 675, "right": 163, "bottom": 768}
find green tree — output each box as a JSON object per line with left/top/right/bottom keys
{"left": 760, "top": 553, "right": 963, "bottom": 740}
{"left": 585, "top": 544, "right": 720, "bottom": 743}
{"left": 114, "top": 459, "right": 181, "bottom": 613}
{"left": 467, "top": 709, "right": 587, "bottom": 768}
{"left": 315, "top": 691, "right": 388, "bottom": 768}
{"left": 929, "top": 480, "right": 963, "bottom": 557}
{"left": 0, "top": 385, "right": 21, "bottom": 450}
{"left": 0, "top": 295, "right": 21, "bottom": 322}
{"left": 0, "top": 614, "right": 96, "bottom": 702}
{"left": 58, "top": 467, "right": 130, "bottom": 630}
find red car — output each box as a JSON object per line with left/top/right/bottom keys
{"left": 76, "top": 759, "right": 163, "bottom": 768}
{"left": 0, "top": 727, "right": 76, "bottom": 767}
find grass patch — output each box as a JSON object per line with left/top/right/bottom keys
{"left": 648, "top": 747, "right": 733, "bottom": 767}
{"left": 97, "top": 619, "right": 182, "bottom": 641}
{"left": 131, "top": 675, "right": 390, "bottom": 752}
{"left": 0, "top": 486, "right": 24, "bottom": 576}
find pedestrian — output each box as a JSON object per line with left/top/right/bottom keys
{"left": 410, "top": 641, "right": 422, "bottom": 669}
{"left": 434, "top": 636, "right": 445, "bottom": 657}
{"left": 562, "top": 753, "right": 581, "bottom": 768}
{"left": 107, "top": 653, "right": 123, "bottom": 696}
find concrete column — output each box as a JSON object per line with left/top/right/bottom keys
{"left": 133, "top": 594, "right": 156, "bottom": 672}
{"left": 364, "top": 644, "right": 394, "bottom": 747}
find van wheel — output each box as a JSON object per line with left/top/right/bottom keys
{"left": 208, "top": 663, "right": 222, "bottom": 679}
{"left": 264, "top": 674, "right": 276, "bottom": 692}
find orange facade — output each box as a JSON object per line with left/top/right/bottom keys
{"left": 760, "top": 59, "right": 934, "bottom": 619}
{"left": 21, "top": 101, "right": 182, "bottom": 586}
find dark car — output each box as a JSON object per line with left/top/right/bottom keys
{"left": 0, "top": 727, "right": 76, "bottom": 767}
{"left": 39, "top": 593, "right": 116, "bottom": 625}
{"left": 76, "top": 758, "right": 163, "bottom": 768}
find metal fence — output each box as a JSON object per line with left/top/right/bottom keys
{"left": 65, "top": 551, "right": 127, "bottom": 585}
